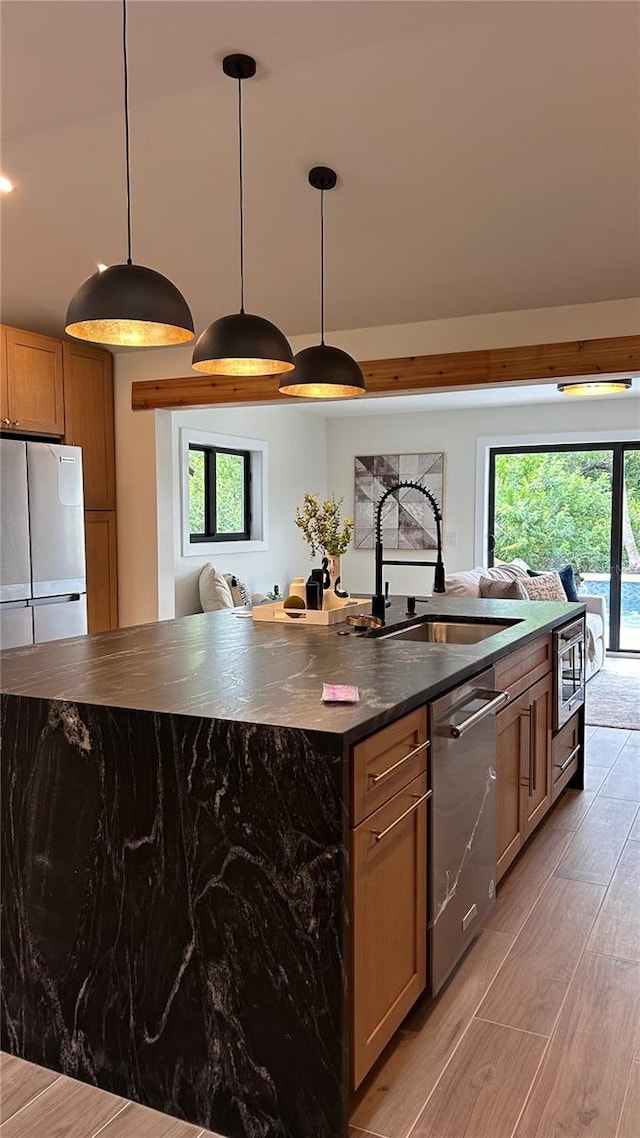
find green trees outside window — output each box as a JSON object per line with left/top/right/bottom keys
{"left": 492, "top": 449, "right": 640, "bottom": 576}
{"left": 188, "top": 444, "right": 250, "bottom": 542}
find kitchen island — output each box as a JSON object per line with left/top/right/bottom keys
{"left": 0, "top": 597, "right": 585, "bottom": 1138}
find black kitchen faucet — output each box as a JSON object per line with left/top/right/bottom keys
{"left": 372, "top": 480, "right": 446, "bottom": 623}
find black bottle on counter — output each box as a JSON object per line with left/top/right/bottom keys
{"left": 306, "top": 570, "right": 324, "bottom": 610}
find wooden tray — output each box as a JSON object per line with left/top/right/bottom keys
{"left": 252, "top": 597, "right": 372, "bottom": 626}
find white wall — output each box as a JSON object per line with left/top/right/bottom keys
{"left": 113, "top": 370, "right": 161, "bottom": 627}
{"left": 164, "top": 405, "right": 328, "bottom": 618}
{"left": 115, "top": 297, "right": 640, "bottom": 381}
{"left": 327, "top": 397, "right": 640, "bottom": 598}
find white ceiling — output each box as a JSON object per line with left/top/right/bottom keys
{"left": 1, "top": 1, "right": 639, "bottom": 341}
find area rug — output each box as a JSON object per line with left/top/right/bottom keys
{"left": 586, "top": 658, "right": 640, "bottom": 730}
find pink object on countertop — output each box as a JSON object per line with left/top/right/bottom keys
{"left": 322, "top": 683, "right": 360, "bottom": 703}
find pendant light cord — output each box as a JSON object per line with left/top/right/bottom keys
{"left": 122, "top": 0, "right": 133, "bottom": 265}
{"left": 238, "top": 76, "right": 245, "bottom": 314}
{"left": 320, "top": 187, "right": 325, "bottom": 345}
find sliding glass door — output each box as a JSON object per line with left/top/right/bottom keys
{"left": 619, "top": 447, "right": 640, "bottom": 650}
{"left": 488, "top": 442, "right": 640, "bottom": 653}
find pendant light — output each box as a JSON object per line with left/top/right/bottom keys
{"left": 279, "top": 167, "right": 365, "bottom": 399}
{"left": 192, "top": 55, "right": 294, "bottom": 377}
{"left": 65, "top": 0, "right": 194, "bottom": 347}
{"left": 558, "top": 379, "right": 633, "bottom": 396}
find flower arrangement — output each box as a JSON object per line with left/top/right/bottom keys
{"left": 295, "top": 493, "right": 354, "bottom": 558}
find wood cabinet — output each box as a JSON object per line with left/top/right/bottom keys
{"left": 351, "top": 706, "right": 428, "bottom": 825}
{"left": 62, "top": 342, "right": 115, "bottom": 510}
{"left": 552, "top": 714, "right": 581, "bottom": 802}
{"left": 351, "top": 769, "right": 428, "bottom": 1089}
{"left": 496, "top": 690, "right": 529, "bottom": 881}
{"left": 496, "top": 643, "right": 553, "bottom": 882}
{"left": 84, "top": 512, "right": 118, "bottom": 634}
{"left": 1, "top": 326, "right": 64, "bottom": 435}
{"left": 350, "top": 707, "right": 430, "bottom": 1089}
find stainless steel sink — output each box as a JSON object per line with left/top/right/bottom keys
{"left": 377, "top": 618, "right": 517, "bottom": 645}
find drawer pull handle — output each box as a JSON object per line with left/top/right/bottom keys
{"left": 558, "top": 743, "right": 581, "bottom": 774}
{"left": 370, "top": 739, "right": 429, "bottom": 784}
{"left": 372, "top": 790, "right": 432, "bottom": 842}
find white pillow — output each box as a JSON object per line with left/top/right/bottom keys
{"left": 444, "top": 568, "right": 485, "bottom": 597}
{"left": 494, "top": 558, "right": 530, "bottom": 579}
{"left": 522, "top": 571, "right": 567, "bottom": 602}
{"left": 445, "top": 559, "right": 530, "bottom": 596}
{"left": 199, "top": 564, "right": 234, "bottom": 611}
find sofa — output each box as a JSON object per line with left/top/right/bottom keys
{"left": 444, "top": 559, "right": 605, "bottom": 680}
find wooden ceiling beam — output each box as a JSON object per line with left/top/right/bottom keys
{"left": 130, "top": 334, "right": 640, "bottom": 411}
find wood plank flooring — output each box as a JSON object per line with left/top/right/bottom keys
{"left": 352, "top": 725, "right": 640, "bottom": 1138}
{"left": 0, "top": 1058, "right": 222, "bottom": 1137}
{"left": 2, "top": 726, "right": 639, "bottom": 1138}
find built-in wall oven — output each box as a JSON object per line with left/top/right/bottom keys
{"left": 554, "top": 618, "right": 586, "bottom": 730}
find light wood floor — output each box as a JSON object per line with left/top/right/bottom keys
{"left": 0, "top": 1054, "right": 224, "bottom": 1137}
{"left": 351, "top": 725, "right": 640, "bottom": 1138}
{"left": 1, "top": 728, "right": 638, "bottom": 1138}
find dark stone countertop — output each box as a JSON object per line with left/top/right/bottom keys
{"left": 0, "top": 596, "right": 584, "bottom": 742}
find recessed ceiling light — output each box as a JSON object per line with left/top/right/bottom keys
{"left": 97, "top": 263, "right": 109, "bottom": 273}
{"left": 0, "top": 175, "right": 15, "bottom": 193}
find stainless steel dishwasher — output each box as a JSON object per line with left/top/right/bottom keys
{"left": 429, "top": 668, "right": 509, "bottom": 994}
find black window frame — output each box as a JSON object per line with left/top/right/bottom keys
{"left": 487, "top": 440, "right": 640, "bottom": 654}
{"left": 188, "top": 444, "right": 251, "bottom": 543}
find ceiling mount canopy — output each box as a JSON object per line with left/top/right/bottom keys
{"left": 192, "top": 53, "right": 294, "bottom": 377}
{"left": 65, "top": 0, "right": 194, "bottom": 348}
{"left": 279, "top": 166, "right": 365, "bottom": 399}
{"left": 557, "top": 378, "right": 634, "bottom": 396}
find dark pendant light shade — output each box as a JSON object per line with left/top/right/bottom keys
{"left": 279, "top": 343, "right": 366, "bottom": 397}
{"left": 192, "top": 54, "right": 294, "bottom": 377}
{"left": 66, "top": 263, "right": 194, "bottom": 347}
{"left": 65, "top": 0, "right": 194, "bottom": 348}
{"left": 279, "top": 166, "right": 365, "bottom": 399}
{"left": 193, "top": 312, "right": 294, "bottom": 375}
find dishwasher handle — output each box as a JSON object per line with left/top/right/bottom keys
{"left": 440, "top": 689, "right": 510, "bottom": 739}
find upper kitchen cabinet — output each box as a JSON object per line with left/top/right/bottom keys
{"left": 62, "top": 342, "right": 116, "bottom": 510}
{"left": 1, "top": 326, "right": 64, "bottom": 435}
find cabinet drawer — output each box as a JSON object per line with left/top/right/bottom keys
{"left": 351, "top": 771, "right": 428, "bottom": 1088}
{"left": 552, "top": 714, "right": 581, "bottom": 801}
{"left": 351, "top": 707, "right": 428, "bottom": 824}
{"left": 495, "top": 633, "right": 552, "bottom": 704}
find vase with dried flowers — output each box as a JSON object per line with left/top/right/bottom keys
{"left": 294, "top": 493, "right": 353, "bottom": 602}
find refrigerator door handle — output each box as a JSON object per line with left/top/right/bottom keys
{"left": 28, "top": 594, "right": 82, "bottom": 607}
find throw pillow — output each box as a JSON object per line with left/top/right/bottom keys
{"left": 224, "top": 573, "right": 252, "bottom": 607}
{"left": 445, "top": 559, "right": 531, "bottom": 596}
{"left": 444, "top": 568, "right": 485, "bottom": 596}
{"left": 522, "top": 571, "right": 567, "bottom": 602}
{"left": 527, "top": 565, "right": 579, "bottom": 602}
{"left": 199, "top": 564, "right": 234, "bottom": 612}
{"left": 479, "top": 577, "right": 528, "bottom": 600}
{"left": 494, "top": 558, "right": 531, "bottom": 578}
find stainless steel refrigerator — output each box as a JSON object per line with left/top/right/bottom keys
{"left": 0, "top": 439, "right": 87, "bottom": 648}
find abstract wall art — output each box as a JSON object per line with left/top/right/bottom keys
{"left": 354, "top": 452, "right": 445, "bottom": 549}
